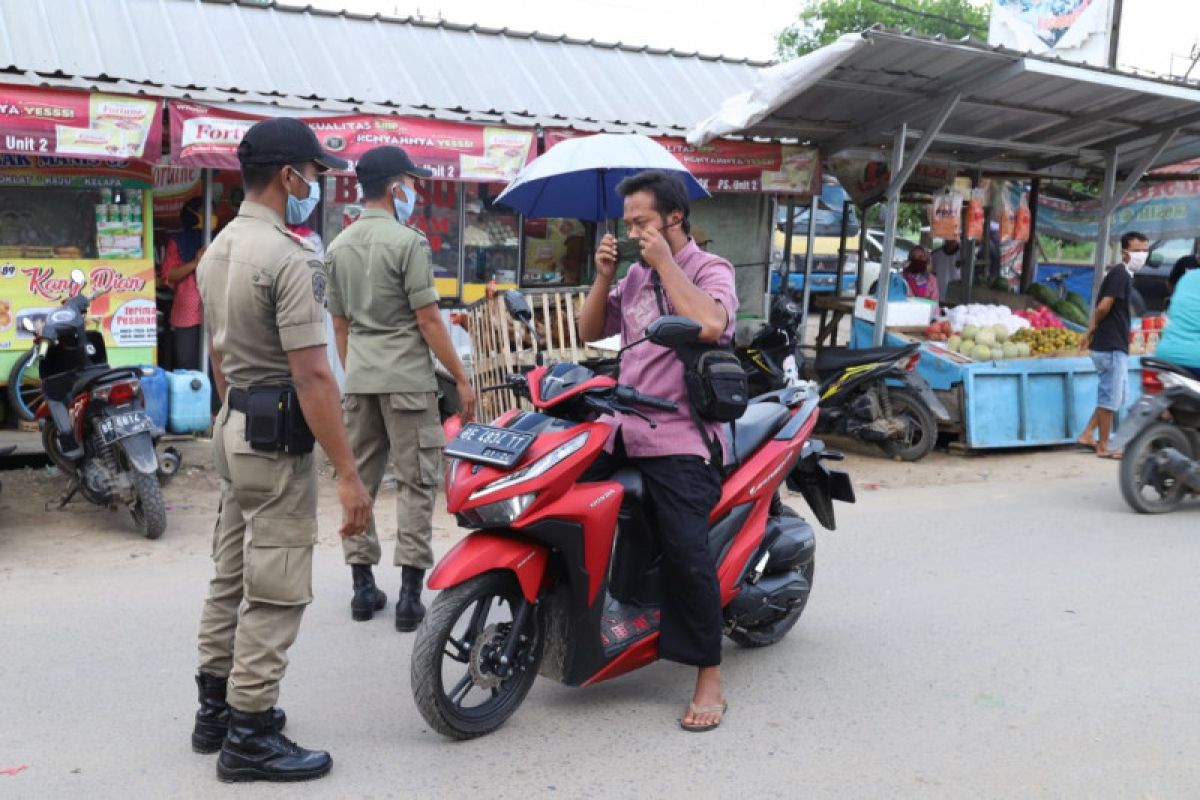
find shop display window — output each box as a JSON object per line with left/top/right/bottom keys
{"left": 464, "top": 183, "right": 519, "bottom": 284}
{"left": 521, "top": 218, "right": 595, "bottom": 287}
{"left": 0, "top": 183, "right": 145, "bottom": 260}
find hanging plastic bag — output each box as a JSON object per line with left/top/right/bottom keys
{"left": 999, "top": 194, "right": 1015, "bottom": 241}
{"left": 966, "top": 189, "right": 986, "bottom": 240}
{"left": 929, "top": 189, "right": 963, "bottom": 240}
{"left": 1013, "top": 193, "right": 1032, "bottom": 242}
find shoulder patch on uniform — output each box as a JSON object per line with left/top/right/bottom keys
{"left": 312, "top": 270, "right": 327, "bottom": 305}
{"left": 307, "top": 259, "right": 324, "bottom": 272}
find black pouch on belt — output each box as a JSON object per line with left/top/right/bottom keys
{"left": 280, "top": 388, "right": 315, "bottom": 455}
{"left": 243, "top": 387, "right": 286, "bottom": 452}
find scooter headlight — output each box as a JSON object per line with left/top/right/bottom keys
{"left": 463, "top": 492, "right": 539, "bottom": 527}
{"left": 469, "top": 432, "right": 589, "bottom": 501}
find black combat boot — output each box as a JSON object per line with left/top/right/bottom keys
{"left": 394, "top": 566, "right": 426, "bottom": 632}
{"left": 192, "top": 672, "right": 287, "bottom": 754}
{"left": 216, "top": 708, "right": 332, "bottom": 783}
{"left": 350, "top": 564, "right": 387, "bottom": 621}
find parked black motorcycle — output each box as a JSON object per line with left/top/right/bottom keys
{"left": 1112, "top": 357, "right": 1200, "bottom": 514}
{"left": 30, "top": 269, "right": 168, "bottom": 538}
{"left": 737, "top": 295, "right": 950, "bottom": 461}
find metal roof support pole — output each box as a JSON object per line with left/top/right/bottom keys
{"left": 1020, "top": 178, "right": 1041, "bottom": 294}
{"left": 200, "top": 168, "right": 213, "bottom": 386}
{"left": 834, "top": 198, "right": 852, "bottom": 299}
{"left": 886, "top": 93, "right": 960, "bottom": 198}
{"left": 874, "top": 123, "right": 907, "bottom": 347}
{"left": 780, "top": 193, "right": 797, "bottom": 291}
{"left": 856, "top": 206, "right": 870, "bottom": 298}
{"left": 1091, "top": 151, "right": 1118, "bottom": 307}
{"left": 798, "top": 193, "right": 819, "bottom": 349}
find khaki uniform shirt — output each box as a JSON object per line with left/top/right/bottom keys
{"left": 325, "top": 208, "right": 440, "bottom": 395}
{"left": 196, "top": 200, "right": 328, "bottom": 389}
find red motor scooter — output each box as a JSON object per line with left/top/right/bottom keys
{"left": 410, "top": 292, "right": 854, "bottom": 739}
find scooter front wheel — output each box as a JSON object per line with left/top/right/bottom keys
{"left": 411, "top": 571, "right": 543, "bottom": 740}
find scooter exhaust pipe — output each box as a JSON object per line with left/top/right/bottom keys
{"left": 1153, "top": 447, "right": 1200, "bottom": 493}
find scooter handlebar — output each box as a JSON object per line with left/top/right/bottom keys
{"left": 614, "top": 385, "right": 676, "bottom": 412}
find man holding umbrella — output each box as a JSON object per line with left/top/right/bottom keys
{"left": 578, "top": 170, "right": 737, "bottom": 732}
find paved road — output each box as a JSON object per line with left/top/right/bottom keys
{"left": 1, "top": 471, "right": 1197, "bottom": 798}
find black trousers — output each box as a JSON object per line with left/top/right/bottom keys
{"left": 172, "top": 324, "right": 202, "bottom": 371}
{"left": 583, "top": 436, "right": 724, "bottom": 667}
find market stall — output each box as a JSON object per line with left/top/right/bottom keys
{"left": 0, "top": 84, "right": 162, "bottom": 417}
{"left": 688, "top": 29, "right": 1200, "bottom": 450}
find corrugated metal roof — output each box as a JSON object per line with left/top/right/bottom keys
{"left": 0, "top": 0, "right": 766, "bottom": 136}
{"left": 689, "top": 29, "right": 1200, "bottom": 183}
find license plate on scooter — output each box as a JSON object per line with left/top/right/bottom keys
{"left": 445, "top": 423, "right": 535, "bottom": 469}
{"left": 98, "top": 412, "right": 152, "bottom": 445}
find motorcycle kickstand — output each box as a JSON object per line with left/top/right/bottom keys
{"left": 47, "top": 479, "right": 80, "bottom": 512}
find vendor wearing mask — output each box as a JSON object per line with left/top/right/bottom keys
{"left": 902, "top": 245, "right": 939, "bottom": 303}
{"left": 1079, "top": 231, "right": 1148, "bottom": 458}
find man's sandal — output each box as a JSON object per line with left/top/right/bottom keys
{"left": 680, "top": 701, "right": 728, "bottom": 733}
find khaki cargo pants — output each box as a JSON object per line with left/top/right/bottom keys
{"left": 196, "top": 406, "right": 317, "bottom": 713}
{"left": 341, "top": 391, "right": 443, "bottom": 570}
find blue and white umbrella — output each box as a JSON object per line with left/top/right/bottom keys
{"left": 495, "top": 133, "right": 709, "bottom": 221}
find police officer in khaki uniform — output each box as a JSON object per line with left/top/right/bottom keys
{"left": 192, "top": 117, "right": 372, "bottom": 783}
{"left": 326, "top": 146, "right": 476, "bottom": 630}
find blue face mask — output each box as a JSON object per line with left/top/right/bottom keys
{"left": 285, "top": 169, "right": 320, "bottom": 224}
{"left": 393, "top": 183, "right": 416, "bottom": 222}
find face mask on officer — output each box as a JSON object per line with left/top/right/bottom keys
{"left": 391, "top": 181, "right": 416, "bottom": 222}
{"left": 285, "top": 166, "right": 321, "bottom": 225}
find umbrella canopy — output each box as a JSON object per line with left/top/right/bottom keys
{"left": 495, "top": 133, "right": 709, "bottom": 221}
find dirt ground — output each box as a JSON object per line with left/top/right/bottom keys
{"left": 0, "top": 433, "right": 1115, "bottom": 575}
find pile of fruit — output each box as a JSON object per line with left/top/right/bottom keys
{"left": 945, "top": 303, "right": 1031, "bottom": 337}
{"left": 1012, "top": 305, "right": 1069, "bottom": 330}
{"left": 1010, "top": 326, "right": 1083, "bottom": 355}
{"left": 945, "top": 324, "right": 1031, "bottom": 360}
{"left": 924, "top": 320, "right": 952, "bottom": 341}
{"left": 1025, "top": 284, "right": 1089, "bottom": 327}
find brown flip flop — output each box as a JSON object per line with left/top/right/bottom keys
{"left": 680, "top": 701, "right": 728, "bottom": 733}
{"left": 1097, "top": 450, "right": 1122, "bottom": 460}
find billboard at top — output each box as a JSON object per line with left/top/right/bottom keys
{"left": 988, "top": 0, "right": 1117, "bottom": 67}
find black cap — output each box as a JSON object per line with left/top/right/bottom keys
{"left": 356, "top": 145, "right": 433, "bottom": 184}
{"left": 237, "top": 117, "right": 348, "bottom": 171}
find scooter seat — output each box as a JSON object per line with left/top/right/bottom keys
{"left": 724, "top": 402, "right": 790, "bottom": 468}
{"left": 814, "top": 345, "right": 912, "bottom": 378}
{"left": 611, "top": 467, "right": 644, "bottom": 505}
{"left": 70, "top": 365, "right": 121, "bottom": 397}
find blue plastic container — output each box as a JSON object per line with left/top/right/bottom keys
{"left": 167, "top": 369, "right": 212, "bottom": 434}
{"left": 139, "top": 366, "right": 169, "bottom": 433}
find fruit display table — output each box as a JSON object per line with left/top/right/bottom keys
{"left": 850, "top": 317, "right": 1144, "bottom": 450}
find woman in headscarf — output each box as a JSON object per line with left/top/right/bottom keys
{"left": 902, "top": 245, "right": 940, "bottom": 304}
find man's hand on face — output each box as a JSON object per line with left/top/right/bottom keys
{"left": 638, "top": 223, "right": 674, "bottom": 272}
{"left": 595, "top": 233, "right": 618, "bottom": 281}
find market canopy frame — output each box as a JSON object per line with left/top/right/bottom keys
{"left": 688, "top": 29, "right": 1200, "bottom": 342}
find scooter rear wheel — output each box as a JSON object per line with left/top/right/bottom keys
{"left": 1119, "top": 422, "right": 1194, "bottom": 514}
{"left": 129, "top": 470, "right": 166, "bottom": 539}
{"left": 411, "top": 572, "right": 543, "bottom": 740}
{"left": 726, "top": 560, "right": 815, "bottom": 649}
{"left": 879, "top": 387, "right": 937, "bottom": 462}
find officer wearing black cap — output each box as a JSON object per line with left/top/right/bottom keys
{"left": 326, "top": 145, "right": 476, "bottom": 629}
{"left": 192, "top": 117, "right": 372, "bottom": 783}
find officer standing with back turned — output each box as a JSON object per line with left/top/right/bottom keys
{"left": 326, "top": 145, "right": 476, "bottom": 631}
{"left": 191, "top": 117, "right": 372, "bottom": 783}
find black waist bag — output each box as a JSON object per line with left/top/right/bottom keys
{"left": 234, "top": 385, "right": 315, "bottom": 456}
{"left": 651, "top": 274, "right": 748, "bottom": 469}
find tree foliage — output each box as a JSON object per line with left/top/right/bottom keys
{"left": 777, "top": 0, "right": 991, "bottom": 59}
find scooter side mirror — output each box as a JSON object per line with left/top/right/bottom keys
{"left": 70, "top": 268, "right": 87, "bottom": 287}
{"left": 647, "top": 315, "right": 702, "bottom": 348}
{"left": 21, "top": 317, "right": 36, "bottom": 333}
{"left": 503, "top": 290, "right": 532, "bottom": 322}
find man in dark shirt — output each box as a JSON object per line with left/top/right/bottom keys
{"left": 1078, "top": 231, "right": 1148, "bottom": 458}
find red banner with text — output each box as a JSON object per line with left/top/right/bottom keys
{"left": 543, "top": 129, "right": 819, "bottom": 195}
{"left": 0, "top": 84, "right": 162, "bottom": 162}
{"left": 169, "top": 101, "right": 537, "bottom": 182}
